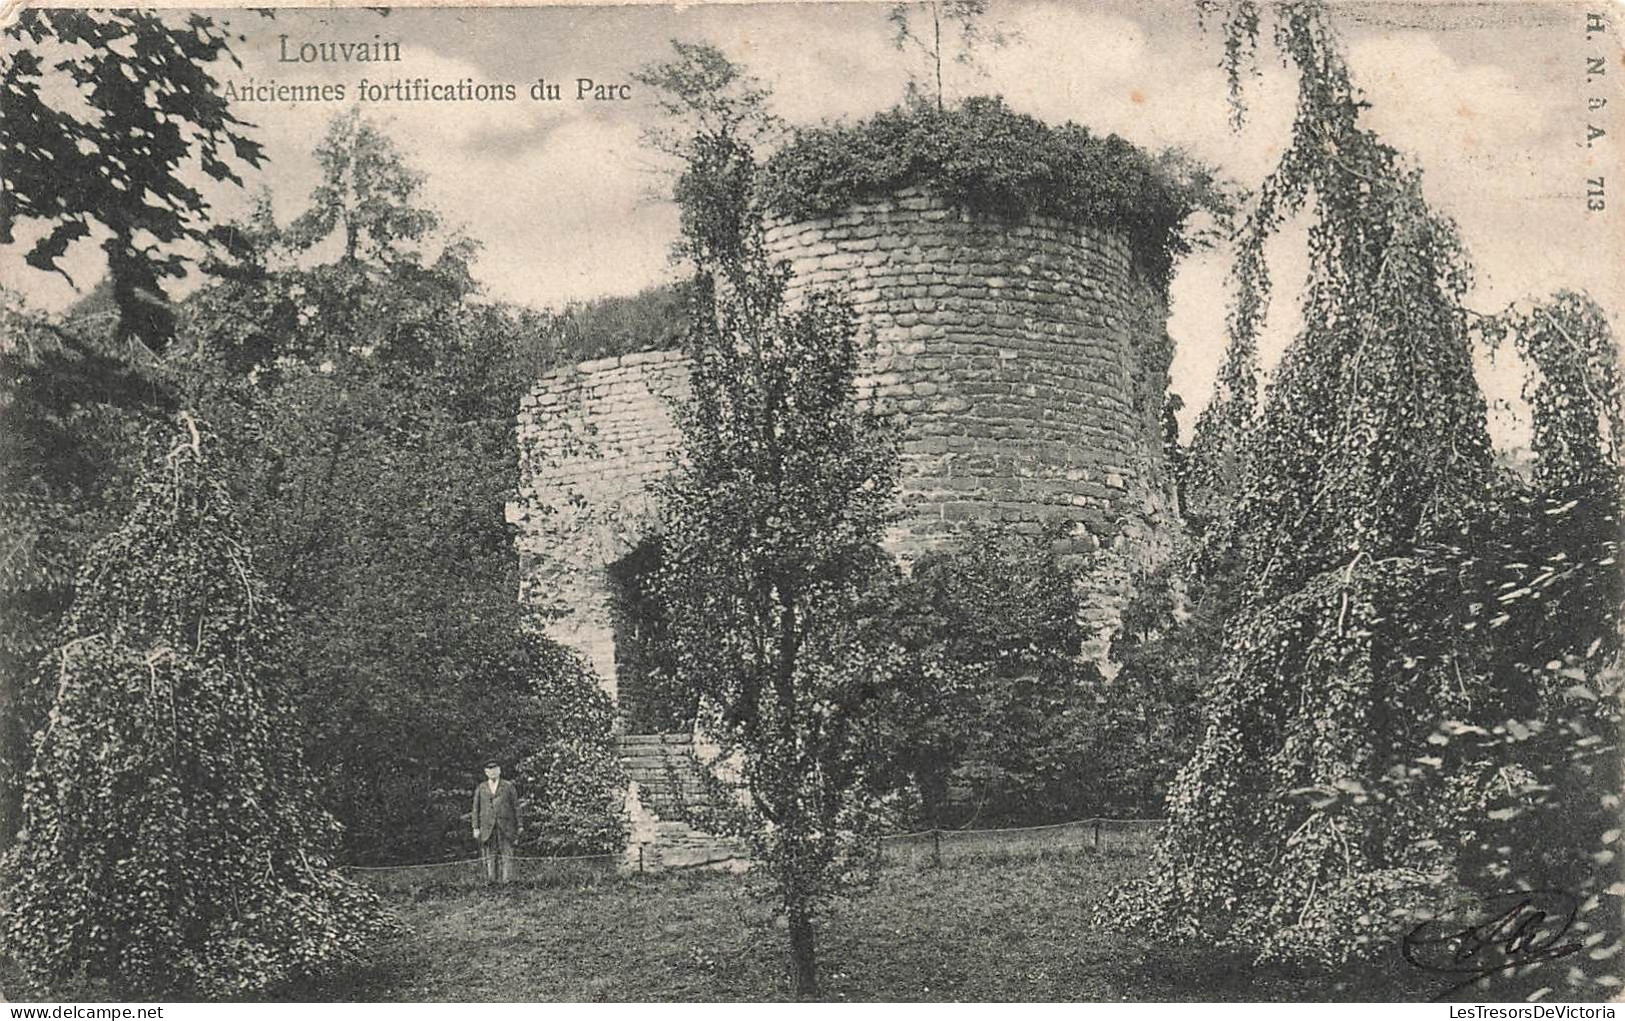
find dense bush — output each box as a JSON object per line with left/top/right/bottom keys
{"left": 759, "top": 96, "right": 1226, "bottom": 285}
{"left": 514, "top": 641, "right": 626, "bottom": 856}
{"left": 1095, "top": 561, "right": 1212, "bottom": 817}
{"left": 171, "top": 111, "right": 629, "bottom": 866}
{"left": 906, "top": 522, "right": 1097, "bottom": 826}
{"left": 875, "top": 522, "right": 1196, "bottom": 827}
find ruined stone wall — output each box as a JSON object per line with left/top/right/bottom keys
{"left": 510, "top": 185, "right": 1178, "bottom": 699}
{"left": 508, "top": 349, "right": 689, "bottom": 703}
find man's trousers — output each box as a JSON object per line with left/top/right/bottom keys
{"left": 480, "top": 830, "right": 515, "bottom": 884}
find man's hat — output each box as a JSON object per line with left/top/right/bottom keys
{"left": 483, "top": 759, "right": 500, "bottom": 769}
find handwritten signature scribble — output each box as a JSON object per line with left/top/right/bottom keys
{"left": 1403, "top": 890, "right": 1585, "bottom": 997}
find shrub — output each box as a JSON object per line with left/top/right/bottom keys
{"left": 759, "top": 96, "right": 1226, "bottom": 286}
{"left": 536, "top": 280, "right": 694, "bottom": 369}
{"left": 515, "top": 641, "right": 626, "bottom": 857}
{"left": 875, "top": 521, "right": 1135, "bottom": 827}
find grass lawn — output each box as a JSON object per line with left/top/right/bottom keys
{"left": 5, "top": 849, "right": 1525, "bottom": 1002}
{"left": 306, "top": 848, "right": 1450, "bottom": 1002}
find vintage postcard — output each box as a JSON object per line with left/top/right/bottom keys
{"left": 0, "top": 0, "right": 1621, "bottom": 1007}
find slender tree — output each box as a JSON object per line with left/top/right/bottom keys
{"left": 286, "top": 107, "right": 442, "bottom": 267}
{"left": 641, "top": 42, "right": 899, "bottom": 997}
{"left": 659, "top": 268, "right": 898, "bottom": 996}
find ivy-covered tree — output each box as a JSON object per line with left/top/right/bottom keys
{"left": 1123, "top": 0, "right": 1496, "bottom": 958}
{"left": 1452, "top": 293, "right": 1623, "bottom": 999}
{"left": 1, "top": 415, "right": 397, "bottom": 997}
{"left": 0, "top": 296, "right": 169, "bottom": 850}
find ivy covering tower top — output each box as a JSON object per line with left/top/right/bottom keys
{"left": 758, "top": 96, "right": 1222, "bottom": 287}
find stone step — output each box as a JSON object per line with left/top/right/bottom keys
{"left": 620, "top": 734, "right": 735, "bottom": 869}
{"left": 654, "top": 819, "right": 703, "bottom": 832}
{"left": 624, "top": 771, "right": 706, "bottom": 787}
{"left": 630, "top": 788, "right": 703, "bottom": 801}
{"left": 627, "top": 765, "right": 702, "bottom": 778}
{"left": 642, "top": 796, "right": 699, "bottom": 808}
{"left": 623, "top": 760, "right": 705, "bottom": 775}
{"left": 624, "top": 799, "right": 743, "bottom": 871}
{"left": 641, "top": 786, "right": 702, "bottom": 801}
{"left": 621, "top": 752, "right": 702, "bottom": 768}
{"left": 616, "top": 733, "right": 695, "bottom": 747}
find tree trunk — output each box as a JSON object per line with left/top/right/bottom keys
{"left": 932, "top": 3, "right": 943, "bottom": 111}
{"left": 787, "top": 902, "right": 818, "bottom": 999}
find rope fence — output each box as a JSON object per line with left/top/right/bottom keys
{"left": 877, "top": 817, "right": 1163, "bottom": 866}
{"left": 342, "top": 817, "right": 1163, "bottom": 890}
{"left": 342, "top": 851, "right": 617, "bottom": 891}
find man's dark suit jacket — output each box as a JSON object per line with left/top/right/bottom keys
{"left": 472, "top": 779, "right": 521, "bottom": 843}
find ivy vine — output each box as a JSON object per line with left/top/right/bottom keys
{"left": 758, "top": 96, "right": 1228, "bottom": 287}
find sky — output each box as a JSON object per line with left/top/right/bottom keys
{"left": 3, "top": 0, "right": 1621, "bottom": 442}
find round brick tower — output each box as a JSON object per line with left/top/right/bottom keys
{"left": 763, "top": 185, "right": 1178, "bottom": 632}
{"left": 511, "top": 184, "right": 1181, "bottom": 704}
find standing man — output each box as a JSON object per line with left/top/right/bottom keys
{"left": 471, "top": 759, "right": 521, "bottom": 885}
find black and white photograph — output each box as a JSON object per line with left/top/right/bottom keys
{"left": 0, "top": 0, "right": 1621, "bottom": 1005}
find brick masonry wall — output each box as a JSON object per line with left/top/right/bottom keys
{"left": 765, "top": 187, "right": 1177, "bottom": 633}
{"left": 509, "top": 186, "right": 1178, "bottom": 700}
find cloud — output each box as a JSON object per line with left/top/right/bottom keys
{"left": 1350, "top": 33, "right": 1560, "bottom": 168}
{"left": 453, "top": 116, "right": 683, "bottom": 304}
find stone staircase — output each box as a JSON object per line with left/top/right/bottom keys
{"left": 617, "top": 733, "right": 746, "bottom": 871}
{"left": 618, "top": 733, "right": 713, "bottom": 820}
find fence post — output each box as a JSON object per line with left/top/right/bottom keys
{"left": 638, "top": 843, "right": 645, "bottom": 874}
{"left": 931, "top": 828, "right": 942, "bottom": 868}
{"left": 1093, "top": 821, "right": 1101, "bottom": 851}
